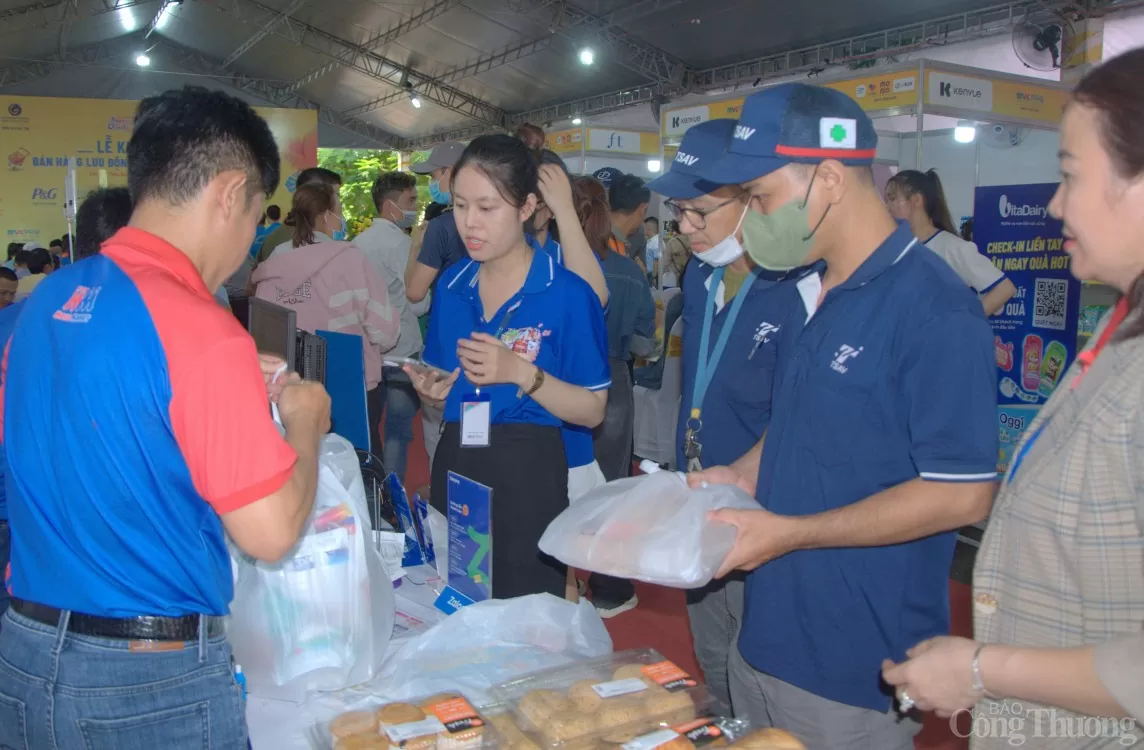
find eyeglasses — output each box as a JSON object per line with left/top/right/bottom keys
{"left": 663, "top": 193, "right": 745, "bottom": 231}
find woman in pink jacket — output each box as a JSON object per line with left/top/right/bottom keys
{"left": 252, "top": 183, "right": 400, "bottom": 416}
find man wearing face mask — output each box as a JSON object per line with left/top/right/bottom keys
{"left": 353, "top": 171, "right": 430, "bottom": 482}
{"left": 688, "top": 84, "right": 998, "bottom": 748}
{"left": 646, "top": 118, "right": 803, "bottom": 712}
{"left": 407, "top": 141, "right": 467, "bottom": 304}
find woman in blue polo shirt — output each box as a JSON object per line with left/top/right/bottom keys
{"left": 409, "top": 135, "right": 611, "bottom": 599}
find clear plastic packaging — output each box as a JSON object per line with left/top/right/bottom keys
{"left": 538, "top": 472, "right": 759, "bottom": 588}
{"left": 490, "top": 649, "right": 717, "bottom": 749}
{"left": 724, "top": 728, "right": 805, "bottom": 749}
{"left": 316, "top": 692, "right": 498, "bottom": 750}
{"left": 228, "top": 434, "right": 396, "bottom": 702}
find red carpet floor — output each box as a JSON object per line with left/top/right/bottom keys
{"left": 397, "top": 418, "right": 970, "bottom": 750}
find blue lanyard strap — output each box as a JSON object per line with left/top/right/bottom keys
{"left": 691, "top": 266, "right": 760, "bottom": 422}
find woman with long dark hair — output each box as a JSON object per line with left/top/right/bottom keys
{"left": 409, "top": 135, "right": 610, "bottom": 599}
{"left": 883, "top": 48, "right": 1144, "bottom": 738}
{"left": 886, "top": 169, "right": 1016, "bottom": 315}
{"left": 252, "top": 182, "right": 399, "bottom": 429}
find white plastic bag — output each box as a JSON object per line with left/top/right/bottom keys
{"left": 538, "top": 471, "right": 759, "bottom": 588}
{"left": 229, "top": 434, "right": 396, "bottom": 702}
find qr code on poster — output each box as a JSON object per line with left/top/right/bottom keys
{"left": 1033, "top": 278, "right": 1068, "bottom": 330}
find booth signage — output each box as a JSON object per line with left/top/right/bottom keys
{"left": 588, "top": 128, "right": 644, "bottom": 153}
{"left": 0, "top": 94, "right": 316, "bottom": 244}
{"left": 546, "top": 127, "right": 583, "bottom": 153}
{"left": 926, "top": 71, "right": 994, "bottom": 112}
{"left": 707, "top": 98, "right": 744, "bottom": 119}
{"left": 663, "top": 105, "right": 709, "bottom": 137}
{"left": 975, "top": 183, "right": 1080, "bottom": 473}
{"left": 825, "top": 71, "right": 918, "bottom": 110}
{"left": 991, "top": 80, "right": 1069, "bottom": 124}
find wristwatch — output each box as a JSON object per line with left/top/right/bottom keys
{"left": 525, "top": 366, "right": 546, "bottom": 396}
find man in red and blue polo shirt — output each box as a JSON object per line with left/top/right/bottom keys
{"left": 0, "top": 86, "right": 330, "bottom": 750}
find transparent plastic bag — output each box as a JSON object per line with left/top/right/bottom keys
{"left": 229, "top": 434, "right": 396, "bottom": 702}
{"left": 538, "top": 471, "right": 759, "bottom": 588}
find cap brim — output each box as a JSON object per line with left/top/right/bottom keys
{"left": 696, "top": 151, "right": 790, "bottom": 186}
{"left": 646, "top": 171, "right": 724, "bottom": 200}
{"left": 410, "top": 161, "right": 441, "bottom": 174}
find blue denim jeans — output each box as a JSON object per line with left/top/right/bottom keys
{"left": 0, "top": 609, "right": 248, "bottom": 750}
{"left": 371, "top": 372, "right": 420, "bottom": 484}
{"left": 0, "top": 521, "right": 9, "bottom": 620}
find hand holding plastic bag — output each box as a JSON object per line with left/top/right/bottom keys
{"left": 229, "top": 434, "right": 396, "bottom": 702}
{"left": 538, "top": 471, "right": 760, "bottom": 588}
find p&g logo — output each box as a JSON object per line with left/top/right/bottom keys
{"left": 998, "top": 194, "right": 1048, "bottom": 219}
{"left": 32, "top": 187, "right": 58, "bottom": 201}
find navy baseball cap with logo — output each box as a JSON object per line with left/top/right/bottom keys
{"left": 592, "top": 166, "right": 624, "bottom": 189}
{"left": 646, "top": 119, "right": 736, "bottom": 200}
{"left": 698, "top": 83, "right": 879, "bottom": 185}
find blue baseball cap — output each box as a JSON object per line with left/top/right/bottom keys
{"left": 592, "top": 166, "right": 624, "bottom": 189}
{"left": 698, "top": 83, "right": 878, "bottom": 185}
{"left": 646, "top": 119, "right": 736, "bottom": 200}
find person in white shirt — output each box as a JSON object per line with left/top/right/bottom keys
{"left": 886, "top": 169, "right": 1017, "bottom": 316}
{"left": 644, "top": 216, "right": 661, "bottom": 285}
{"left": 352, "top": 172, "right": 431, "bottom": 482}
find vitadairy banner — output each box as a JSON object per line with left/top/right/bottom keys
{"left": 1, "top": 95, "right": 318, "bottom": 245}
{"left": 975, "top": 183, "right": 1080, "bottom": 473}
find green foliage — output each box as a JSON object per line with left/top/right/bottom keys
{"left": 317, "top": 148, "right": 433, "bottom": 238}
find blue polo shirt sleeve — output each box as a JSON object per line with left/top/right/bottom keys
{"left": 417, "top": 215, "right": 459, "bottom": 270}
{"left": 560, "top": 278, "right": 611, "bottom": 392}
{"left": 900, "top": 309, "right": 998, "bottom": 482}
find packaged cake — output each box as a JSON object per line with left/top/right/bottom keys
{"left": 491, "top": 649, "right": 716, "bottom": 749}
{"left": 319, "top": 692, "right": 494, "bottom": 750}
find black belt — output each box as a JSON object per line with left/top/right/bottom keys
{"left": 11, "top": 598, "right": 225, "bottom": 641}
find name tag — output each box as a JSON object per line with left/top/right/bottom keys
{"left": 460, "top": 392, "right": 491, "bottom": 448}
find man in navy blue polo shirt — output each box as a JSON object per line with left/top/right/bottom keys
{"left": 646, "top": 118, "right": 802, "bottom": 710}
{"left": 690, "top": 84, "right": 997, "bottom": 747}
{"left": 0, "top": 87, "right": 331, "bottom": 749}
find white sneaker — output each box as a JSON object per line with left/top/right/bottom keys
{"left": 593, "top": 595, "right": 639, "bottom": 619}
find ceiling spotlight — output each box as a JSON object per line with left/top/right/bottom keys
{"left": 409, "top": 91, "right": 422, "bottom": 109}
{"left": 135, "top": 53, "right": 151, "bottom": 67}
{"left": 572, "top": 117, "right": 582, "bottom": 125}
{"left": 954, "top": 120, "right": 976, "bottom": 144}
{"left": 647, "top": 159, "right": 662, "bottom": 173}
{"left": 578, "top": 47, "right": 595, "bottom": 66}
{"left": 118, "top": 7, "right": 136, "bottom": 30}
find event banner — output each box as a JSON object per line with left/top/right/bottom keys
{"left": 975, "top": 183, "right": 1080, "bottom": 473}
{"left": 1, "top": 95, "right": 318, "bottom": 245}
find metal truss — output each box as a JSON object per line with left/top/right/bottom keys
{"left": 287, "top": 0, "right": 461, "bottom": 93}
{"left": 57, "top": 0, "right": 80, "bottom": 56}
{"left": 144, "top": 0, "right": 177, "bottom": 38}
{"left": 0, "top": 31, "right": 398, "bottom": 147}
{"left": 504, "top": 0, "right": 689, "bottom": 89}
{"left": 218, "top": 0, "right": 504, "bottom": 126}
{"left": 224, "top": 0, "right": 309, "bottom": 66}
{"left": 342, "top": 33, "right": 554, "bottom": 118}
{"left": 690, "top": 0, "right": 1098, "bottom": 91}
{"left": 0, "top": 0, "right": 152, "bottom": 38}
{"left": 395, "top": 80, "right": 663, "bottom": 150}
{"left": 0, "top": 28, "right": 138, "bottom": 87}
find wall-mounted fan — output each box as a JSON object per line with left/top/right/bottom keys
{"left": 1012, "top": 20, "right": 1064, "bottom": 71}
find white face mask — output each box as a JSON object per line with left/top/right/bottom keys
{"left": 693, "top": 203, "right": 749, "bottom": 268}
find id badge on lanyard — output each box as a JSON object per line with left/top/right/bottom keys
{"left": 461, "top": 391, "right": 491, "bottom": 448}
{"left": 686, "top": 266, "right": 760, "bottom": 472}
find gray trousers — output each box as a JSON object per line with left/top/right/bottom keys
{"left": 686, "top": 575, "right": 744, "bottom": 713}
{"left": 728, "top": 644, "right": 921, "bottom": 750}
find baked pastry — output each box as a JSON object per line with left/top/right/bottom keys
{"left": 568, "top": 679, "right": 605, "bottom": 713}
{"left": 730, "top": 729, "right": 806, "bottom": 749}
{"left": 612, "top": 664, "right": 661, "bottom": 690}
{"left": 421, "top": 695, "right": 486, "bottom": 749}
{"left": 330, "top": 710, "right": 380, "bottom": 738}
{"left": 645, "top": 690, "right": 697, "bottom": 725}
{"left": 658, "top": 737, "right": 698, "bottom": 750}
{"left": 377, "top": 702, "right": 427, "bottom": 725}
{"left": 334, "top": 735, "right": 390, "bottom": 750}
{"left": 488, "top": 712, "right": 541, "bottom": 750}
{"left": 598, "top": 698, "right": 652, "bottom": 743}
{"left": 518, "top": 688, "right": 574, "bottom": 726}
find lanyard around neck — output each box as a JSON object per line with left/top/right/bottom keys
{"left": 692, "top": 266, "right": 760, "bottom": 420}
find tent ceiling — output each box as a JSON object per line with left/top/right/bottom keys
{"left": 0, "top": 0, "right": 1096, "bottom": 149}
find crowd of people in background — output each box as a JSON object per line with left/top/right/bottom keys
{"left": 3, "top": 47, "right": 1144, "bottom": 750}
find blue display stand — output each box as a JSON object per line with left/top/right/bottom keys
{"left": 315, "top": 330, "right": 371, "bottom": 452}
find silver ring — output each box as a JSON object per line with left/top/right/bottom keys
{"left": 898, "top": 690, "right": 916, "bottom": 713}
